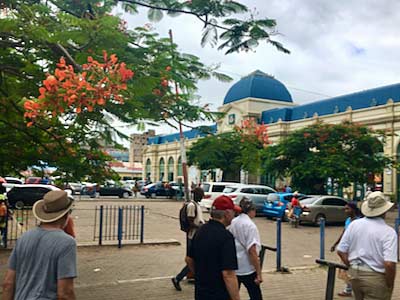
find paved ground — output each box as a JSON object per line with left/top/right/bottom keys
{"left": 1, "top": 196, "right": 400, "bottom": 299}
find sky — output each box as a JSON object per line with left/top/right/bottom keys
{"left": 113, "top": 0, "right": 400, "bottom": 138}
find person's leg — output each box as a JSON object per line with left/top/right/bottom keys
{"left": 175, "top": 265, "right": 189, "bottom": 282}
{"left": 348, "top": 268, "right": 363, "bottom": 300}
{"left": 238, "top": 273, "right": 263, "bottom": 300}
{"left": 360, "top": 271, "right": 392, "bottom": 300}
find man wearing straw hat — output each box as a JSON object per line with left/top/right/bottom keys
{"left": 337, "top": 191, "right": 397, "bottom": 300}
{"left": 2, "top": 190, "right": 77, "bottom": 300}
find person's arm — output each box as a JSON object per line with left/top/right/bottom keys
{"left": 330, "top": 229, "right": 345, "bottom": 252}
{"left": 57, "top": 278, "right": 76, "bottom": 300}
{"left": 248, "top": 244, "right": 262, "bottom": 284}
{"left": 337, "top": 250, "right": 350, "bottom": 267}
{"left": 2, "top": 269, "right": 16, "bottom": 300}
{"left": 222, "top": 270, "right": 240, "bottom": 300}
{"left": 384, "top": 261, "right": 396, "bottom": 289}
{"left": 185, "top": 256, "right": 195, "bottom": 274}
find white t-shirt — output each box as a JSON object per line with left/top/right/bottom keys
{"left": 186, "top": 201, "right": 204, "bottom": 239}
{"left": 337, "top": 217, "right": 398, "bottom": 273}
{"left": 229, "top": 213, "right": 261, "bottom": 275}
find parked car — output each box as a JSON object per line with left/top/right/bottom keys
{"left": 65, "top": 182, "right": 83, "bottom": 195}
{"left": 2, "top": 177, "right": 24, "bottom": 193}
{"left": 262, "top": 192, "right": 309, "bottom": 219}
{"left": 25, "top": 177, "right": 53, "bottom": 185}
{"left": 199, "top": 182, "right": 238, "bottom": 210}
{"left": 222, "top": 184, "right": 276, "bottom": 213}
{"left": 98, "top": 184, "right": 132, "bottom": 198}
{"left": 285, "top": 195, "right": 349, "bottom": 225}
{"left": 140, "top": 182, "right": 178, "bottom": 198}
{"left": 7, "top": 184, "right": 60, "bottom": 209}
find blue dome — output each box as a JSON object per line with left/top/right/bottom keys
{"left": 223, "top": 70, "right": 292, "bottom": 105}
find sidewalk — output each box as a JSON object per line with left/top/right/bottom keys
{"left": 74, "top": 266, "right": 400, "bottom": 300}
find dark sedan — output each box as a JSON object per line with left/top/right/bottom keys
{"left": 7, "top": 184, "right": 60, "bottom": 209}
{"left": 99, "top": 185, "right": 132, "bottom": 198}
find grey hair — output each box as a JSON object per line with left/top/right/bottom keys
{"left": 210, "top": 209, "right": 225, "bottom": 219}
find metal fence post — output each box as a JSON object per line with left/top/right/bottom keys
{"left": 395, "top": 217, "right": 400, "bottom": 261}
{"left": 276, "top": 218, "right": 282, "bottom": 271}
{"left": 140, "top": 205, "right": 144, "bottom": 243}
{"left": 118, "top": 207, "right": 123, "bottom": 248}
{"left": 320, "top": 217, "right": 325, "bottom": 260}
{"left": 99, "top": 205, "right": 104, "bottom": 246}
{"left": 3, "top": 209, "right": 9, "bottom": 248}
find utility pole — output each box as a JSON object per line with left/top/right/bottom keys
{"left": 168, "top": 29, "right": 190, "bottom": 202}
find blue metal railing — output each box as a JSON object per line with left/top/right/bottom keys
{"left": 94, "top": 205, "right": 145, "bottom": 247}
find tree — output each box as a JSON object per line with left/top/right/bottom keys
{"left": 0, "top": 0, "right": 288, "bottom": 182}
{"left": 262, "top": 121, "right": 393, "bottom": 195}
{"left": 187, "top": 118, "right": 269, "bottom": 181}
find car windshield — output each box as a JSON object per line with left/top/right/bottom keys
{"left": 202, "top": 183, "right": 210, "bottom": 192}
{"left": 223, "top": 186, "right": 238, "bottom": 193}
{"left": 300, "top": 197, "right": 320, "bottom": 205}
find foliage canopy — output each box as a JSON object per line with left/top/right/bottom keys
{"left": 262, "top": 121, "right": 393, "bottom": 194}
{"left": 0, "top": 0, "right": 288, "bottom": 182}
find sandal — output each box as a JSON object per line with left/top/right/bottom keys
{"left": 337, "top": 291, "right": 352, "bottom": 297}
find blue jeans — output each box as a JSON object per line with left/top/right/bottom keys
{"left": 176, "top": 237, "right": 192, "bottom": 282}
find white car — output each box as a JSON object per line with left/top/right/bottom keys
{"left": 199, "top": 182, "right": 238, "bottom": 210}
{"left": 3, "top": 177, "right": 24, "bottom": 192}
{"left": 223, "top": 184, "right": 276, "bottom": 213}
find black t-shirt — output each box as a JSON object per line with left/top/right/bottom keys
{"left": 188, "top": 219, "right": 238, "bottom": 300}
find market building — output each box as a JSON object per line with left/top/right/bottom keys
{"left": 141, "top": 70, "right": 400, "bottom": 200}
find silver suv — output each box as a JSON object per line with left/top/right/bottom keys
{"left": 223, "top": 184, "right": 276, "bottom": 213}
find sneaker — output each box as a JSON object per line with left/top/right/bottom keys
{"left": 337, "top": 291, "right": 352, "bottom": 297}
{"left": 171, "top": 277, "right": 182, "bottom": 291}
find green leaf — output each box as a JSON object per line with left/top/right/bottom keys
{"left": 148, "top": 8, "right": 164, "bottom": 22}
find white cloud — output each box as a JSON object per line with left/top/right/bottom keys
{"left": 115, "top": 0, "right": 400, "bottom": 136}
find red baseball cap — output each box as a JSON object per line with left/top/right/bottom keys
{"left": 212, "top": 195, "right": 242, "bottom": 213}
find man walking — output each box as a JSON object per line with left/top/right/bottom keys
{"left": 172, "top": 183, "right": 205, "bottom": 291}
{"left": 229, "top": 198, "right": 263, "bottom": 300}
{"left": 2, "top": 190, "right": 77, "bottom": 300}
{"left": 337, "top": 191, "right": 397, "bottom": 300}
{"left": 186, "top": 195, "right": 242, "bottom": 300}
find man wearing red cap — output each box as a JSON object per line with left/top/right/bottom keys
{"left": 186, "top": 195, "right": 242, "bottom": 300}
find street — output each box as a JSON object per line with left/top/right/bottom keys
{"left": 1, "top": 196, "right": 399, "bottom": 299}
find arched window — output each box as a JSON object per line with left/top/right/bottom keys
{"left": 145, "top": 159, "right": 151, "bottom": 181}
{"left": 168, "top": 157, "right": 174, "bottom": 181}
{"left": 159, "top": 158, "right": 165, "bottom": 181}
{"left": 177, "top": 156, "right": 182, "bottom": 177}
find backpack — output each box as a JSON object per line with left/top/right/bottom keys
{"left": 179, "top": 201, "right": 197, "bottom": 232}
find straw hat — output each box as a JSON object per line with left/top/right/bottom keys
{"left": 33, "top": 190, "right": 74, "bottom": 223}
{"left": 361, "top": 191, "right": 393, "bottom": 217}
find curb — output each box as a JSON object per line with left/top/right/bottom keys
{"left": 77, "top": 239, "right": 181, "bottom": 248}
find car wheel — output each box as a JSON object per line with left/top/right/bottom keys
{"left": 15, "top": 201, "right": 25, "bottom": 209}
{"left": 314, "top": 213, "right": 326, "bottom": 226}
{"left": 122, "top": 192, "right": 130, "bottom": 199}
{"left": 145, "top": 194, "right": 150, "bottom": 199}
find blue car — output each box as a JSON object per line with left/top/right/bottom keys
{"left": 262, "top": 192, "right": 307, "bottom": 219}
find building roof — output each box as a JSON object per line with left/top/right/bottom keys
{"left": 261, "top": 83, "right": 400, "bottom": 124}
{"left": 147, "top": 125, "right": 217, "bottom": 145}
{"left": 223, "top": 70, "right": 293, "bottom": 105}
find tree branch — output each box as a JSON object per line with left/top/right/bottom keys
{"left": 48, "top": 43, "right": 82, "bottom": 72}
{"left": 47, "top": 0, "right": 81, "bottom": 18}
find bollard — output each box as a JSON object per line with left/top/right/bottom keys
{"left": 320, "top": 217, "right": 325, "bottom": 260}
{"left": 99, "top": 205, "right": 104, "bottom": 246}
{"left": 395, "top": 217, "right": 400, "bottom": 261}
{"left": 316, "top": 259, "right": 348, "bottom": 300}
{"left": 3, "top": 210, "right": 8, "bottom": 248}
{"left": 140, "top": 205, "right": 145, "bottom": 243}
{"left": 117, "top": 207, "right": 123, "bottom": 248}
{"left": 276, "top": 218, "right": 282, "bottom": 271}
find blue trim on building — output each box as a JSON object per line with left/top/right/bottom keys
{"left": 261, "top": 83, "right": 400, "bottom": 124}
{"left": 223, "top": 70, "right": 293, "bottom": 105}
{"left": 147, "top": 124, "right": 217, "bottom": 145}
